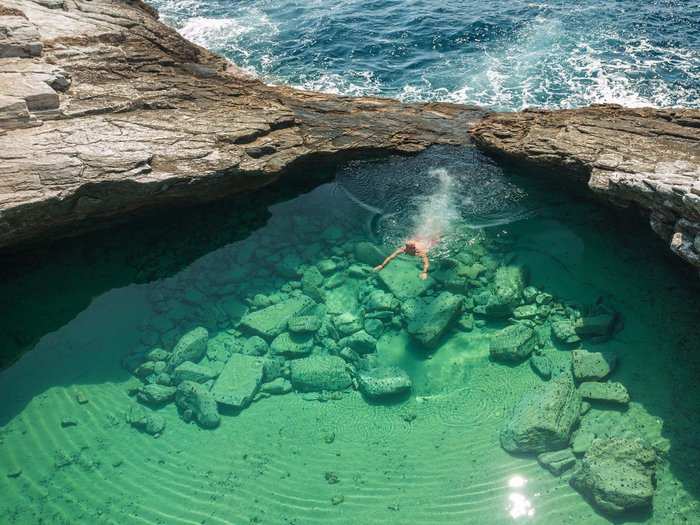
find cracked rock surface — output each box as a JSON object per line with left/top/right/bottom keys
{"left": 0, "top": 0, "right": 481, "bottom": 248}
{"left": 470, "top": 106, "right": 700, "bottom": 273}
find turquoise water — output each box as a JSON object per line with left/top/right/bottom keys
{"left": 1, "top": 147, "right": 699, "bottom": 523}
{"left": 152, "top": 0, "right": 700, "bottom": 109}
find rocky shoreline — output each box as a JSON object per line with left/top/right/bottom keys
{"left": 1, "top": 0, "right": 699, "bottom": 274}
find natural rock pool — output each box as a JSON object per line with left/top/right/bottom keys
{"left": 1, "top": 147, "right": 699, "bottom": 524}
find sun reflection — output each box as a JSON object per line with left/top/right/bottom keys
{"left": 506, "top": 475, "right": 535, "bottom": 519}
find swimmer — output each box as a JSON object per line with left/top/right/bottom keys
{"left": 374, "top": 239, "right": 432, "bottom": 280}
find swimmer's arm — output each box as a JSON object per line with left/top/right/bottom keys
{"left": 374, "top": 247, "right": 405, "bottom": 271}
{"left": 419, "top": 252, "right": 430, "bottom": 280}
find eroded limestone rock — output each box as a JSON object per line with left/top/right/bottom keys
{"left": 211, "top": 354, "right": 264, "bottom": 409}
{"left": 290, "top": 355, "right": 352, "bottom": 392}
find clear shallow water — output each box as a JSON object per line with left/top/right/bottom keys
{"left": 1, "top": 147, "right": 699, "bottom": 524}
{"left": 152, "top": 0, "right": 700, "bottom": 110}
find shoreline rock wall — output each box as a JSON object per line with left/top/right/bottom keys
{"left": 470, "top": 107, "right": 700, "bottom": 274}
{"left": 1, "top": 0, "right": 700, "bottom": 275}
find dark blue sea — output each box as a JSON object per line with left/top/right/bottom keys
{"left": 153, "top": 0, "right": 700, "bottom": 109}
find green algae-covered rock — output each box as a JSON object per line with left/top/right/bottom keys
{"left": 578, "top": 381, "right": 629, "bottom": 404}
{"left": 364, "top": 289, "right": 398, "bottom": 312}
{"left": 407, "top": 291, "right": 463, "bottom": 347}
{"left": 339, "top": 330, "right": 377, "bottom": 354}
{"left": 530, "top": 354, "right": 553, "bottom": 380}
{"left": 489, "top": 324, "right": 537, "bottom": 363}
{"left": 137, "top": 384, "right": 176, "bottom": 405}
{"left": 474, "top": 265, "right": 526, "bottom": 317}
{"left": 357, "top": 367, "right": 411, "bottom": 399}
{"left": 500, "top": 374, "right": 581, "bottom": 454}
{"left": 552, "top": 319, "right": 581, "bottom": 344}
{"left": 570, "top": 438, "right": 657, "bottom": 516}
{"left": 354, "top": 241, "right": 386, "bottom": 267}
{"left": 239, "top": 295, "right": 315, "bottom": 340}
{"left": 242, "top": 335, "right": 269, "bottom": 356}
{"left": 571, "top": 350, "right": 616, "bottom": 382}
{"left": 270, "top": 332, "right": 314, "bottom": 357}
{"left": 176, "top": 381, "right": 220, "bottom": 429}
{"left": 377, "top": 258, "right": 434, "bottom": 299}
{"left": 290, "top": 355, "right": 352, "bottom": 392}
{"left": 173, "top": 361, "right": 218, "bottom": 384}
{"left": 288, "top": 315, "right": 322, "bottom": 334}
{"left": 170, "top": 327, "right": 209, "bottom": 367}
{"left": 334, "top": 312, "right": 362, "bottom": 337}
{"left": 211, "top": 354, "right": 264, "bottom": 409}
{"left": 127, "top": 404, "right": 166, "bottom": 436}
{"left": 301, "top": 266, "right": 325, "bottom": 301}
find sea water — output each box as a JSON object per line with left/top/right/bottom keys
{"left": 1, "top": 146, "right": 699, "bottom": 524}
{"left": 151, "top": 0, "right": 700, "bottom": 110}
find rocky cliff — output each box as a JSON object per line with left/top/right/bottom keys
{"left": 470, "top": 107, "right": 700, "bottom": 272}
{"left": 1, "top": 0, "right": 699, "bottom": 274}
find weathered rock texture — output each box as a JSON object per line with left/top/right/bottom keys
{"left": 470, "top": 106, "right": 700, "bottom": 272}
{"left": 0, "top": 0, "right": 481, "bottom": 248}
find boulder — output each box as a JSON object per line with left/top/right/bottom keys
{"left": 578, "top": 381, "right": 629, "bottom": 405}
{"left": 489, "top": 324, "right": 537, "bottom": 363}
{"left": 357, "top": 367, "right": 412, "bottom": 399}
{"left": 170, "top": 327, "right": 209, "bottom": 368}
{"left": 317, "top": 259, "right": 337, "bottom": 275}
{"left": 260, "top": 377, "right": 292, "bottom": 395}
{"left": 474, "top": 265, "right": 525, "bottom": 317}
{"left": 211, "top": 354, "right": 265, "bottom": 409}
{"left": 137, "top": 384, "right": 176, "bottom": 405}
{"left": 551, "top": 319, "right": 581, "bottom": 344}
{"left": 287, "top": 315, "right": 322, "bottom": 334}
{"left": 530, "top": 354, "right": 552, "bottom": 380}
{"left": 537, "top": 449, "right": 577, "bottom": 475}
{"left": 290, "top": 355, "right": 352, "bottom": 392}
{"left": 242, "top": 335, "right": 269, "bottom": 356}
{"left": 176, "top": 381, "right": 220, "bottom": 429}
{"left": 172, "top": 361, "right": 218, "bottom": 384}
{"left": 339, "top": 330, "right": 377, "bottom": 354}
{"left": 570, "top": 438, "right": 657, "bottom": 516}
{"left": 364, "top": 289, "right": 398, "bottom": 312}
{"left": 334, "top": 312, "right": 362, "bottom": 337}
{"left": 239, "top": 295, "right": 314, "bottom": 340}
{"left": 127, "top": 405, "right": 166, "bottom": 436}
{"left": 571, "top": 350, "right": 616, "bottom": 381}
{"left": 407, "top": 292, "right": 463, "bottom": 347}
{"left": 270, "top": 332, "right": 314, "bottom": 357}
{"left": 500, "top": 374, "right": 581, "bottom": 454}
{"left": 301, "top": 266, "right": 325, "bottom": 301}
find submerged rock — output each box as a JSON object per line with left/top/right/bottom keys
{"left": 270, "top": 332, "right": 314, "bottom": 357}
{"left": 173, "top": 361, "right": 218, "bottom": 384}
{"left": 578, "top": 381, "right": 630, "bottom": 405}
{"left": 537, "top": 449, "right": 577, "bottom": 475}
{"left": 575, "top": 313, "right": 618, "bottom": 339}
{"left": 530, "top": 354, "right": 552, "bottom": 380}
{"left": 489, "top": 324, "right": 537, "bottom": 363}
{"left": 137, "top": 384, "right": 176, "bottom": 405}
{"left": 338, "top": 330, "right": 377, "bottom": 354}
{"left": 169, "top": 327, "right": 209, "bottom": 368}
{"left": 290, "top": 355, "right": 352, "bottom": 392}
{"left": 211, "top": 354, "right": 264, "bottom": 409}
{"left": 571, "top": 350, "right": 616, "bottom": 382}
{"left": 242, "top": 335, "right": 269, "bottom": 356}
{"left": 260, "top": 377, "right": 292, "bottom": 395}
{"left": 377, "top": 258, "right": 434, "bottom": 299}
{"left": 551, "top": 319, "right": 581, "bottom": 344}
{"left": 500, "top": 374, "right": 581, "bottom": 454}
{"left": 474, "top": 265, "right": 526, "bottom": 317}
{"left": 354, "top": 242, "right": 386, "bottom": 267}
{"left": 570, "top": 438, "right": 657, "bottom": 516}
{"left": 127, "top": 405, "right": 166, "bottom": 436}
{"left": 239, "top": 295, "right": 315, "bottom": 340}
{"left": 357, "top": 367, "right": 412, "bottom": 399}
{"left": 407, "top": 291, "right": 463, "bottom": 347}
{"left": 288, "top": 315, "right": 322, "bottom": 334}
{"left": 176, "top": 381, "right": 220, "bottom": 428}
{"left": 334, "top": 312, "right": 363, "bottom": 337}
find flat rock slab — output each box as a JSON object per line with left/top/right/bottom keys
{"left": 239, "top": 295, "right": 315, "bottom": 340}
{"left": 578, "top": 381, "right": 630, "bottom": 404}
{"left": 0, "top": 73, "right": 58, "bottom": 111}
{"left": 0, "top": 16, "right": 42, "bottom": 58}
{"left": 290, "top": 355, "right": 352, "bottom": 392}
{"left": 490, "top": 323, "right": 537, "bottom": 363}
{"left": 500, "top": 374, "right": 581, "bottom": 454}
{"left": 407, "top": 291, "right": 462, "bottom": 347}
{"left": 378, "top": 258, "right": 434, "bottom": 300}
{"left": 537, "top": 448, "right": 577, "bottom": 475}
{"left": 211, "top": 354, "right": 264, "bottom": 409}
{"left": 571, "top": 350, "right": 616, "bottom": 381}
{"left": 270, "top": 331, "right": 313, "bottom": 357}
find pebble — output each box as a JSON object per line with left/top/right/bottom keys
{"left": 7, "top": 467, "right": 22, "bottom": 478}
{"left": 75, "top": 391, "right": 89, "bottom": 404}
{"left": 325, "top": 471, "right": 339, "bottom": 484}
{"left": 60, "top": 417, "right": 78, "bottom": 428}
{"left": 323, "top": 432, "right": 336, "bottom": 444}
{"left": 331, "top": 495, "right": 345, "bottom": 506}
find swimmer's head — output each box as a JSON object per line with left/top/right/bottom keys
{"left": 405, "top": 241, "right": 417, "bottom": 255}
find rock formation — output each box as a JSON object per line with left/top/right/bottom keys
{"left": 0, "top": 0, "right": 481, "bottom": 248}
{"left": 470, "top": 106, "right": 700, "bottom": 273}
